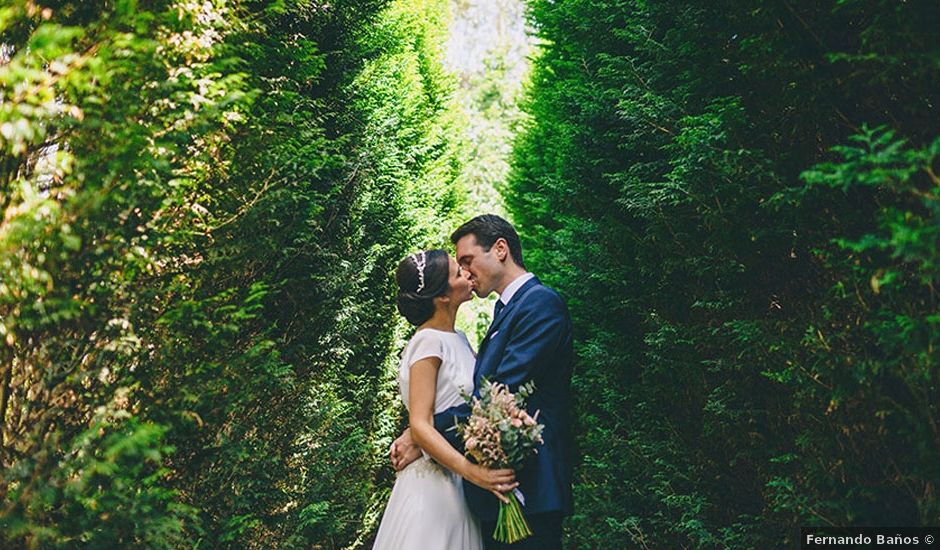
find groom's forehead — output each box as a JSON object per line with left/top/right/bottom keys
{"left": 455, "top": 234, "right": 482, "bottom": 261}
{"left": 455, "top": 234, "right": 479, "bottom": 251}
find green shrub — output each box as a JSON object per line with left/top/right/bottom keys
{"left": 510, "top": 1, "right": 940, "bottom": 546}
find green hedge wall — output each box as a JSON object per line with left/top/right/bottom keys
{"left": 510, "top": 1, "right": 940, "bottom": 547}
{"left": 0, "top": 0, "right": 463, "bottom": 547}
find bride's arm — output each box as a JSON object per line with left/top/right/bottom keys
{"left": 409, "top": 357, "right": 516, "bottom": 502}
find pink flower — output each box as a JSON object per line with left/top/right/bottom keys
{"left": 511, "top": 418, "right": 522, "bottom": 428}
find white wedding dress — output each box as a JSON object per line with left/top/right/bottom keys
{"left": 373, "top": 328, "right": 483, "bottom": 550}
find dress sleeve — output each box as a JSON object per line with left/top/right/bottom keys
{"left": 407, "top": 331, "right": 444, "bottom": 369}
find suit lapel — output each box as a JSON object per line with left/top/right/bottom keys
{"left": 474, "top": 276, "right": 541, "bottom": 384}
{"left": 484, "top": 276, "right": 539, "bottom": 340}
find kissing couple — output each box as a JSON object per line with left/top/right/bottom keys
{"left": 373, "top": 215, "right": 574, "bottom": 549}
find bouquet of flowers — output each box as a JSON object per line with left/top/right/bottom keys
{"left": 457, "top": 379, "right": 545, "bottom": 543}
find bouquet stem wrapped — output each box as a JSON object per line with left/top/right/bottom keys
{"left": 458, "top": 380, "right": 544, "bottom": 544}
{"left": 495, "top": 489, "right": 530, "bottom": 541}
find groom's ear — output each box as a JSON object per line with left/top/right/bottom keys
{"left": 493, "top": 238, "right": 509, "bottom": 262}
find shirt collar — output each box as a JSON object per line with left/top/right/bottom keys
{"left": 499, "top": 272, "right": 535, "bottom": 305}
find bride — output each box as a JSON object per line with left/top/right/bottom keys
{"left": 373, "top": 249, "right": 517, "bottom": 549}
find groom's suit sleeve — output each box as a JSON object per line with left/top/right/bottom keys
{"left": 432, "top": 289, "right": 567, "bottom": 450}
{"left": 433, "top": 403, "right": 470, "bottom": 450}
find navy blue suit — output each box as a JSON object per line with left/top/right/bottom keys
{"left": 433, "top": 276, "right": 575, "bottom": 527}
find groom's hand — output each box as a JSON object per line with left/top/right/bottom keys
{"left": 390, "top": 427, "right": 422, "bottom": 471}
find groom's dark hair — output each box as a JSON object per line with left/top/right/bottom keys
{"left": 451, "top": 214, "right": 525, "bottom": 269}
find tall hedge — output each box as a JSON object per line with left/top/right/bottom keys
{"left": 510, "top": 1, "right": 940, "bottom": 547}
{"left": 0, "top": 0, "right": 463, "bottom": 547}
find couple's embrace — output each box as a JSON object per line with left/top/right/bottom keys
{"left": 373, "top": 215, "right": 574, "bottom": 549}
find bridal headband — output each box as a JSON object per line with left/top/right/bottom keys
{"left": 410, "top": 251, "right": 427, "bottom": 294}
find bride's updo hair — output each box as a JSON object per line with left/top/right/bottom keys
{"left": 396, "top": 249, "right": 450, "bottom": 326}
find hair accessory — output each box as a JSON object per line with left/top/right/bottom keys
{"left": 411, "top": 251, "right": 427, "bottom": 294}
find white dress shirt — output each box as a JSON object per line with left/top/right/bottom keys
{"left": 498, "top": 272, "right": 535, "bottom": 305}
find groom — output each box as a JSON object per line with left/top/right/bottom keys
{"left": 391, "top": 214, "right": 574, "bottom": 549}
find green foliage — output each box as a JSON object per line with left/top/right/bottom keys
{"left": 7, "top": 0, "right": 936, "bottom": 546}
{"left": 444, "top": 1, "right": 536, "bottom": 345}
{"left": 2, "top": 413, "right": 194, "bottom": 548}
{"left": 511, "top": 0, "right": 939, "bottom": 546}
{"left": 0, "top": 0, "right": 466, "bottom": 547}
{"left": 1, "top": 1, "right": 250, "bottom": 545}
